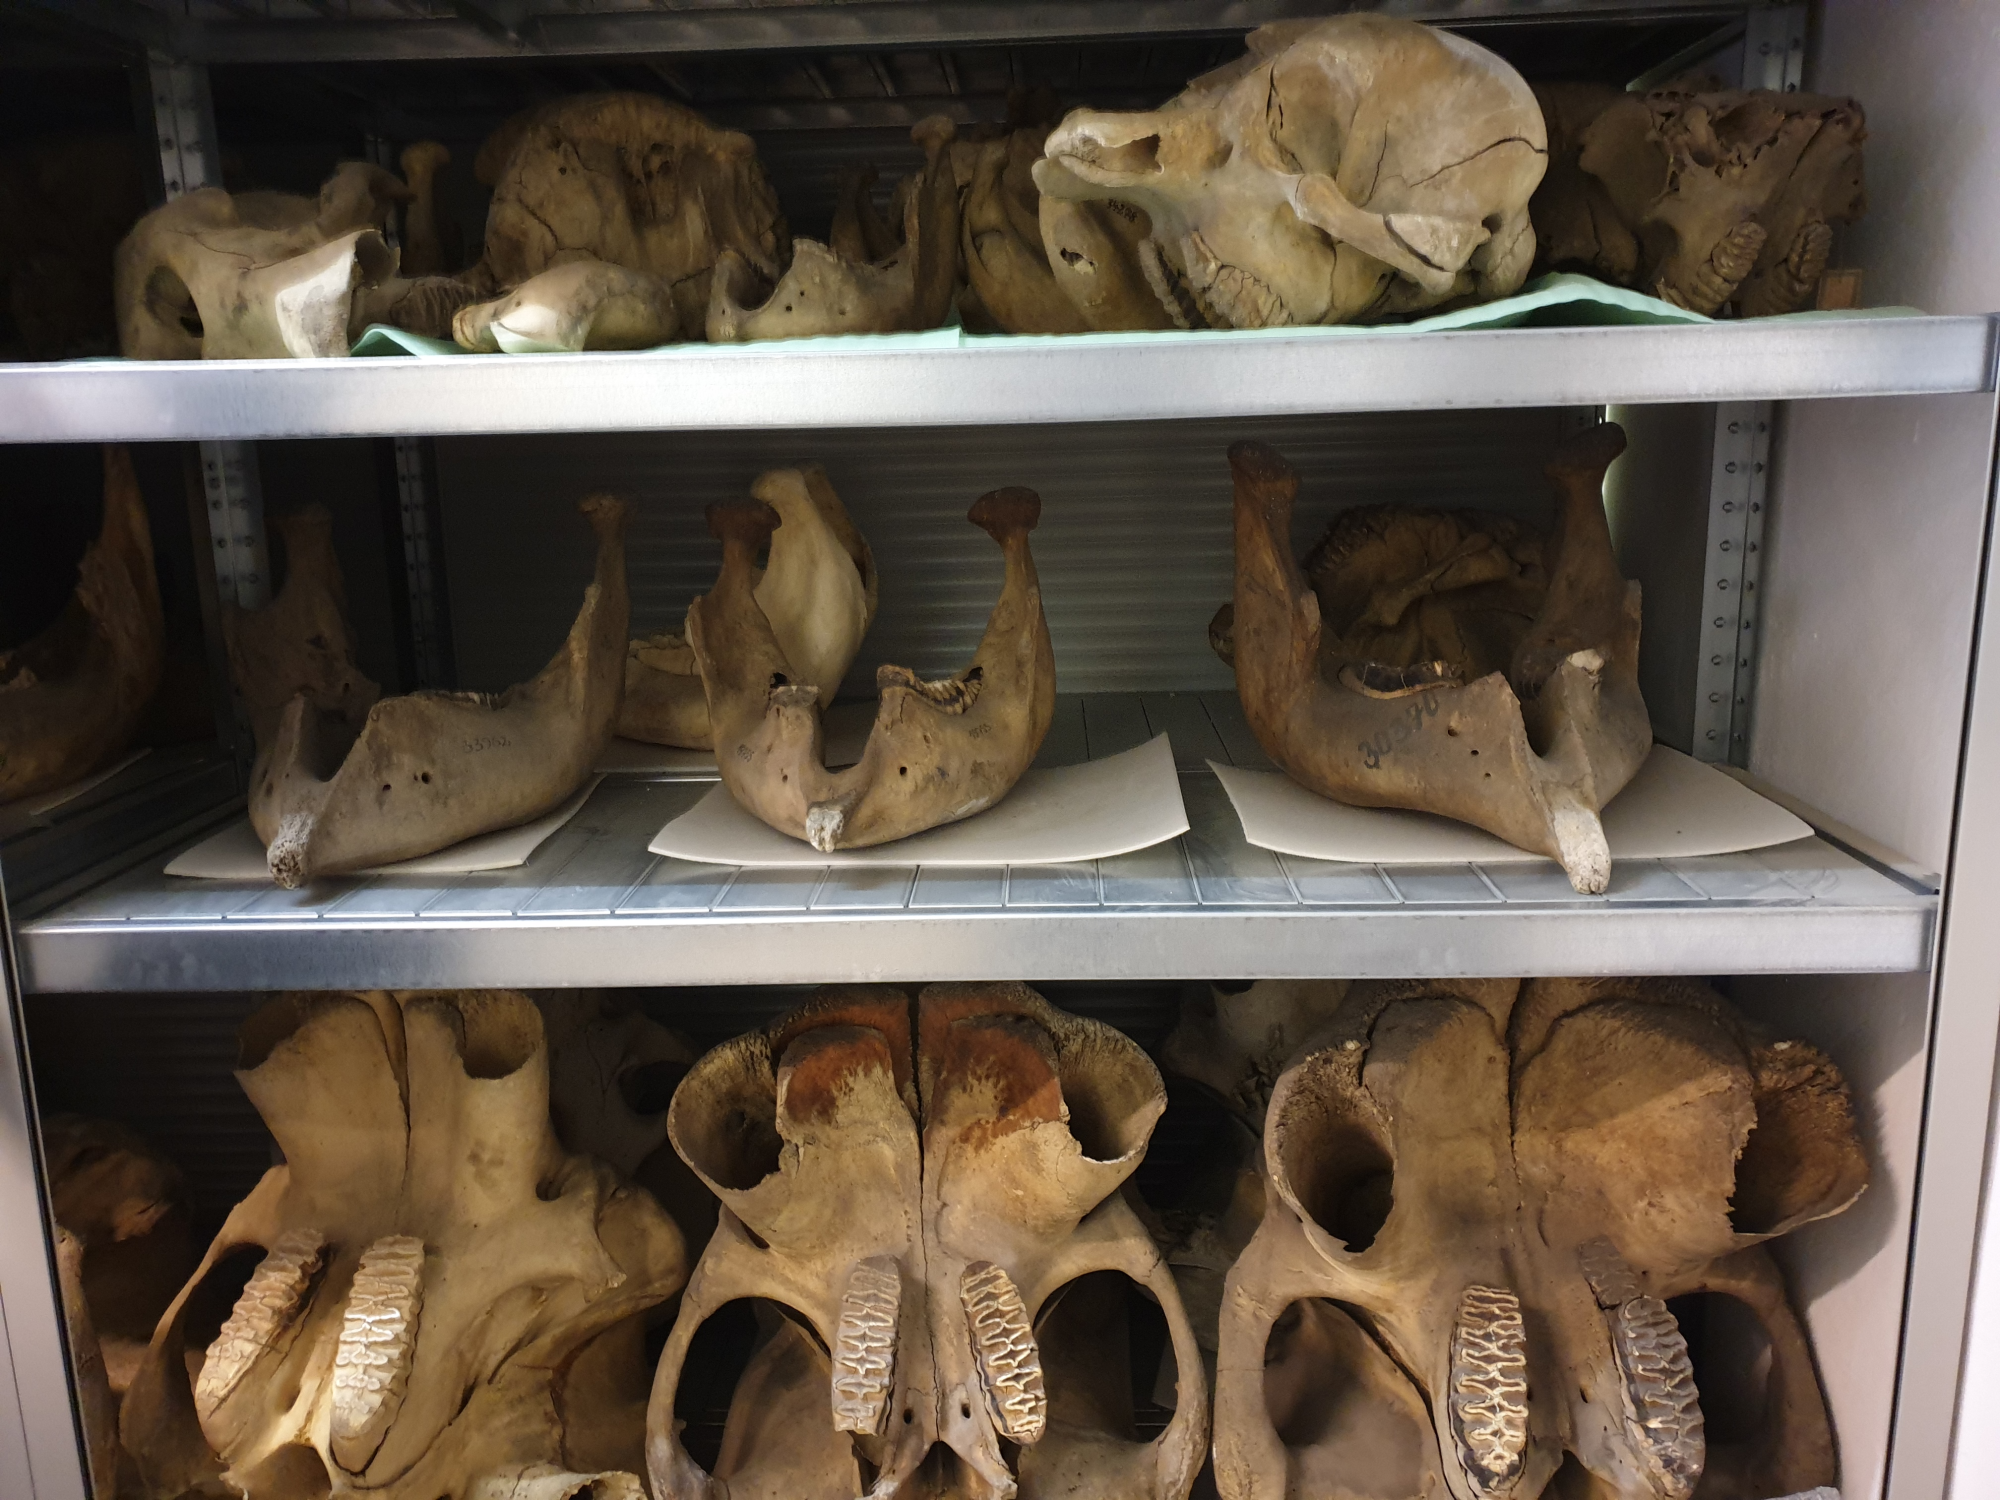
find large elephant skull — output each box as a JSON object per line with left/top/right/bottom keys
{"left": 1036, "top": 16, "right": 1546, "bottom": 329}
{"left": 648, "top": 983, "right": 1208, "bottom": 1500}
{"left": 121, "top": 990, "right": 688, "bottom": 1500}
{"left": 1214, "top": 977, "right": 1867, "bottom": 1500}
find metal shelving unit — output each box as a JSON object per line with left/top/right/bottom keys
{"left": 4, "top": 3, "right": 2000, "bottom": 1499}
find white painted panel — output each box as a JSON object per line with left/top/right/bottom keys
{"left": 1751, "top": 392, "right": 1990, "bottom": 876}
{"left": 1738, "top": 973, "right": 1932, "bottom": 1500}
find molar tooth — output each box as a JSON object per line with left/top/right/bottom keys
{"left": 830, "top": 1256, "right": 900, "bottom": 1435}
{"left": 1609, "top": 1295, "right": 1705, "bottom": 1500}
{"left": 330, "top": 1234, "right": 426, "bottom": 1474}
{"left": 195, "top": 1228, "right": 328, "bottom": 1418}
{"left": 960, "top": 1260, "right": 1046, "bottom": 1444}
{"left": 1448, "top": 1283, "right": 1529, "bottom": 1499}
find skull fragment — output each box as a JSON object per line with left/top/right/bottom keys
{"left": 1221, "top": 423, "right": 1649, "bottom": 892}
{"left": 113, "top": 162, "right": 446, "bottom": 359}
{"left": 1212, "top": 976, "right": 1866, "bottom": 1500}
{"left": 648, "top": 982, "right": 1208, "bottom": 1500}
{"left": 691, "top": 485, "right": 1053, "bottom": 852}
{"left": 1532, "top": 84, "right": 1866, "bottom": 317}
{"left": 1037, "top": 16, "right": 1547, "bottom": 329}
{"left": 463, "top": 92, "right": 785, "bottom": 346}
{"left": 1, "top": 445, "right": 163, "bottom": 803}
{"left": 121, "top": 989, "right": 688, "bottom": 1500}
{"left": 620, "top": 465, "right": 877, "bottom": 751}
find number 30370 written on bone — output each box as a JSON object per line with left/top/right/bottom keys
{"left": 1359, "top": 693, "right": 1441, "bottom": 770}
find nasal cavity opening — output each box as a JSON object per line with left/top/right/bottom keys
{"left": 1263, "top": 1297, "right": 1427, "bottom": 1493}
{"left": 1086, "top": 133, "right": 1162, "bottom": 177}
{"left": 1283, "top": 1109, "right": 1394, "bottom": 1252}
{"left": 1665, "top": 1291, "right": 1770, "bottom": 1445}
{"left": 1032, "top": 1270, "right": 1177, "bottom": 1443}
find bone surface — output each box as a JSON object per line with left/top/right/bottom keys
{"left": 1038, "top": 16, "right": 1546, "bottom": 328}
{"left": 619, "top": 466, "right": 877, "bottom": 750}
{"left": 1533, "top": 84, "right": 1867, "bottom": 317}
{"left": 114, "top": 161, "right": 410, "bottom": 359}
{"left": 249, "top": 496, "right": 628, "bottom": 886}
{"left": 1224, "top": 424, "right": 1649, "bottom": 892}
{"left": 454, "top": 259, "right": 679, "bottom": 353}
{"left": 1, "top": 446, "right": 163, "bottom": 803}
{"left": 706, "top": 117, "right": 959, "bottom": 342}
{"left": 1212, "top": 977, "right": 1865, "bottom": 1500}
{"left": 225, "top": 505, "right": 381, "bottom": 753}
{"left": 471, "top": 93, "right": 788, "bottom": 338}
{"left": 691, "top": 486, "right": 1054, "bottom": 852}
{"left": 120, "top": 990, "right": 688, "bottom": 1500}
{"left": 649, "top": 982, "right": 1207, "bottom": 1500}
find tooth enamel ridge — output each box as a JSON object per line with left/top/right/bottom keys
{"left": 196, "top": 1228, "right": 329, "bottom": 1417}
{"left": 1610, "top": 1293, "right": 1705, "bottom": 1500}
{"left": 961, "top": 1259, "right": 1047, "bottom": 1444}
{"left": 1448, "top": 1283, "right": 1530, "bottom": 1497}
{"left": 831, "top": 1256, "right": 901, "bottom": 1435}
{"left": 331, "top": 1234, "right": 427, "bottom": 1474}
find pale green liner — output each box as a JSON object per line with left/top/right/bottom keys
{"left": 348, "top": 272, "right": 1922, "bottom": 360}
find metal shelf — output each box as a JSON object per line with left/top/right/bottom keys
{"left": 18, "top": 0, "right": 1749, "bottom": 65}
{"left": 3, "top": 316, "right": 1991, "bottom": 444}
{"left": 15, "top": 766, "right": 1936, "bottom": 993}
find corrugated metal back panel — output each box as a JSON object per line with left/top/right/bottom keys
{"left": 25, "top": 992, "right": 271, "bottom": 1240}
{"left": 437, "top": 408, "right": 1574, "bottom": 696}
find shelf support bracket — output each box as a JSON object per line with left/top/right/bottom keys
{"left": 1744, "top": 4, "right": 1808, "bottom": 93}
{"left": 1693, "top": 402, "right": 1771, "bottom": 765}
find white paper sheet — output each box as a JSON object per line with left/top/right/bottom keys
{"left": 1211, "top": 745, "right": 1812, "bottom": 865}
{"left": 0, "top": 749, "right": 152, "bottom": 837}
{"left": 594, "top": 700, "right": 877, "bottom": 776}
{"left": 165, "top": 776, "right": 604, "bottom": 881}
{"left": 650, "top": 735, "right": 1188, "bottom": 867}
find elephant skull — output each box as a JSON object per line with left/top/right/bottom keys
{"left": 648, "top": 983, "right": 1208, "bottom": 1500}
{"left": 120, "top": 989, "right": 688, "bottom": 1500}
{"left": 1213, "top": 976, "right": 1866, "bottom": 1500}
{"left": 1036, "top": 16, "right": 1546, "bottom": 329}
{"left": 1533, "top": 84, "right": 1866, "bottom": 317}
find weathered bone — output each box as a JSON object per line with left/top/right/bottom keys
{"left": 706, "top": 117, "right": 958, "bottom": 342}
{"left": 454, "top": 258, "right": 679, "bottom": 353}
{"left": 224, "top": 505, "right": 381, "bottom": 754}
{"left": 691, "top": 487, "right": 1053, "bottom": 851}
{"left": 114, "top": 161, "right": 411, "bottom": 359}
{"left": 1533, "top": 83, "right": 1866, "bottom": 317}
{"left": 648, "top": 983, "right": 1208, "bottom": 1500}
{"left": 1224, "top": 425, "right": 1648, "bottom": 892}
{"left": 250, "top": 496, "right": 628, "bottom": 885}
{"left": 1, "top": 446, "right": 163, "bottom": 803}
{"left": 1041, "top": 195, "right": 1174, "bottom": 332}
{"left": 55, "top": 1224, "right": 121, "bottom": 1498}
{"left": 1038, "top": 16, "right": 1545, "bottom": 328}
{"left": 1212, "top": 977, "right": 1865, "bottom": 1500}
{"left": 397, "top": 141, "right": 454, "bottom": 277}
{"left": 619, "top": 465, "right": 877, "bottom": 750}
{"left": 121, "top": 990, "right": 687, "bottom": 1500}
{"left": 471, "top": 93, "right": 787, "bottom": 337}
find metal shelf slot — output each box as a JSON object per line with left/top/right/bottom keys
{"left": 1694, "top": 401, "right": 1770, "bottom": 764}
